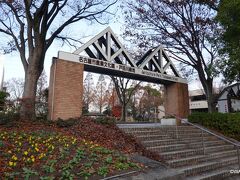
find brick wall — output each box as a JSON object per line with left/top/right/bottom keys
{"left": 164, "top": 83, "right": 189, "bottom": 123}
{"left": 48, "top": 59, "right": 84, "bottom": 120}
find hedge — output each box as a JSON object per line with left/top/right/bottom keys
{"left": 188, "top": 112, "right": 240, "bottom": 141}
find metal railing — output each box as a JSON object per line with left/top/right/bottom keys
{"left": 160, "top": 110, "right": 240, "bottom": 169}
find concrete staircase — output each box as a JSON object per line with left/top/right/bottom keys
{"left": 119, "top": 125, "right": 240, "bottom": 180}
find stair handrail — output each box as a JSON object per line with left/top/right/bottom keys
{"left": 160, "top": 109, "right": 240, "bottom": 147}
{"left": 181, "top": 118, "right": 240, "bottom": 147}
{"left": 160, "top": 109, "right": 240, "bottom": 169}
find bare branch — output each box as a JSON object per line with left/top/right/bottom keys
{"left": 55, "top": 35, "right": 84, "bottom": 50}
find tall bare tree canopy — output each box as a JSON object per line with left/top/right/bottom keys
{"left": 0, "top": 0, "right": 116, "bottom": 119}
{"left": 111, "top": 77, "right": 141, "bottom": 121}
{"left": 123, "top": 0, "right": 220, "bottom": 112}
{"left": 83, "top": 72, "right": 95, "bottom": 113}
{"left": 95, "top": 74, "right": 107, "bottom": 113}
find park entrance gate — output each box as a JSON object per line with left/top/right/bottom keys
{"left": 48, "top": 27, "right": 189, "bottom": 122}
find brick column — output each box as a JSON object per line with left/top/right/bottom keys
{"left": 164, "top": 82, "right": 189, "bottom": 125}
{"left": 48, "top": 59, "right": 84, "bottom": 120}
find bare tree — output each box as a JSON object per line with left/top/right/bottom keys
{"left": 0, "top": 0, "right": 117, "bottom": 119}
{"left": 123, "top": 0, "right": 220, "bottom": 112}
{"left": 83, "top": 72, "right": 95, "bottom": 113}
{"left": 111, "top": 76, "right": 141, "bottom": 121}
{"left": 94, "top": 74, "right": 108, "bottom": 113}
{"left": 36, "top": 70, "right": 48, "bottom": 118}
{"left": 4, "top": 71, "right": 47, "bottom": 113}
{"left": 4, "top": 78, "right": 24, "bottom": 101}
{"left": 139, "top": 85, "right": 163, "bottom": 121}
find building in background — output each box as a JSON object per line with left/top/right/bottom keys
{"left": 189, "top": 89, "right": 208, "bottom": 113}
{"left": 218, "top": 83, "right": 240, "bottom": 113}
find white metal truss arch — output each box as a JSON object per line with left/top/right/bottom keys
{"left": 137, "top": 46, "right": 181, "bottom": 77}
{"left": 58, "top": 27, "right": 187, "bottom": 84}
{"left": 73, "top": 27, "right": 137, "bottom": 68}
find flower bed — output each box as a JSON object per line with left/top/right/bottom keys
{"left": 0, "top": 130, "right": 141, "bottom": 179}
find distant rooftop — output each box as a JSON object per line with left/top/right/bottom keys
{"left": 189, "top": 89, "right": 205, "bottom": 96}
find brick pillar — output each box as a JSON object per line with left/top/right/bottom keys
{"left": 164, "top": 82, "right": 189, "bottom": 125}
{"left": 48, "top": 59, "right": 84, "bottom": 120}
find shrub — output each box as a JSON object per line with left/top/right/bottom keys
{"left": 188, "top": 112, "right": 240, "bottom": 140}
{"left": 0, "top": 111, "right": 20, "bottom": 125}
{"left": 55, "top": 118, "right": 78, "bottom": 127}
{"left": 94, "top": 116, "right": 116, "bottom": 125}
{"left": 0, "top": 91, "right": 9, "bottom": 111}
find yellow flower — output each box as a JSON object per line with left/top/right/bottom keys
{"left": 31, "top": 157, "right": 35, "bottom": 162}
{"left": 8, "top": 161, "right": 17, "bottom": 167}
{"left": 38, "top": 153, "right": 44, "bottom": 159}
{"left": 23, "top": 151, "right": 28, "bottom": 156}
{"left": 35, "top": 147, "right": 39, "bottom": 152}
{"left": 8, "top": 161, "right": 13, "bottom": 166}
{"left": 11, "top": 155, "right": 18, "bottom": 161}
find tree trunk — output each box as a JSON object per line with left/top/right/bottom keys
{"left": 205, "top": 80, "right": 216, "bottom": 113}
{"left": 121, "top": 103, "right": 127, "bottom": 122}
{"left": 100, "top": 104, "right": 102, "bottom": 114}
{"left": 198, "top": 69, "right": 215, "bottom": 113}
{"left": 20, "top": 63, "right": 41, "bottom": 120}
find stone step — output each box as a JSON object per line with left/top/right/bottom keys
{"left": 168, "top": 155, "right": 206, "bottom": 168}
{"left": 179, "top": 136, "right": 219, "bottom": 141}
{"left": 188, "top": 140, "right": 227, "bottom": 148}
{"left": 173, "top": 132, "right": 212, "bottom": 138}
{"left": 134, "top": 133, "right": 217, "bottom": 142}
{"left": 128, "top": 131, "right": 210, "bottom": 139}
{"left": 209, "top": 149, "right": 238, "bottom": 159}
{"left": 147, "top": 143, "right": 188, "bottom": 152}
{"left": 205, "top": 144, "right": 235, "bottom": 153}
{"left": 120, "top": 126, "right": 199, "bottom": 132}
{"left": 125, "top": 129, "right": 203, "bottom": 134}
{"left": 119, "top": 125, "right": 240, "bottom": 179}
{"left": 135, "top": 134, "right": 172, "bottom": 141}
{"left": 168, "top": 149, "right": 238, "bottom": 168}
{"left": 177, "top": 157, "right": 238, "bottom": 176}
{"left": 161, "top": 149, "right": 203, "bottom": 160}
{"left": 142, "top": 138, "right": 224, "bottom": 147}
{"left": 186, "top": 164, "right": 240, "bottom": 180}
{"left": 142, "top": 138, "right": 180, "bottom": 146}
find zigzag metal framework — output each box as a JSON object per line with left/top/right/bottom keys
{"left": 58, "top": 27, "right": 187, "bottom": 84}
{"left": 74, "top": 27, "right": 137, "bottom": 68}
